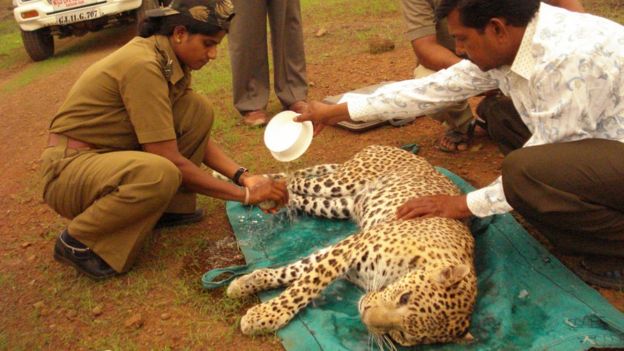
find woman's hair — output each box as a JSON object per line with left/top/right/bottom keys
{"left": 138, "top": 14, "right": 223, "bottom": 38}
{"left": 435, "top": 0, "right": 540, "bottom": 31}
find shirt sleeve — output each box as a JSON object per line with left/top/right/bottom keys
{"left": 119, "top": 60, "right": 177, "bottom": 144}
{"left": 347, "top": 60, "right": 498, "bottom": 122}
{"left": 466, "top": 53, "right": 614, "bottom": 218}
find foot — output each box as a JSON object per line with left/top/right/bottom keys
{"left": 436, "top": 117, "right": 484, "bottom": 153}
{"left": 570, "top": 255, "right": 624, "bottom": 289}
{"left": 286, "top": 100, "right": 308, "bottom": 114}
{"left": 155, "top": 208, "right": 205, "bottom": 229}
{"left": 242, "top": 110, "right": 269, "bottom": 127}
{"left": 437, "top": 128, "right": 472, "bottom": 152}
{"left": 53, "top": 229, "right": 118, "bottom": 280}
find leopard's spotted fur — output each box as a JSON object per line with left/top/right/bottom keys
{"left": 227, "top": 145, "right": 477, "bottom": 346}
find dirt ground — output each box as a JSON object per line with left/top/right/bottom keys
{"left": 1, "top": 3, "right": 623, "bottom": 350}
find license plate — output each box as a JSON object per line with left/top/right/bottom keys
{"left": 50, "top": 0, "right": 88, "bottom": 10}
{"left": 56, "top": 8, "right": 100, "bottom": 25}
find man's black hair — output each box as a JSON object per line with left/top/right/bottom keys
{"left": 435, "top": 0, "right": 540, "bottom": 30}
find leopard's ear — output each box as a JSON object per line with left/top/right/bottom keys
{"left": 432, "top": 264, "right": 470, "bottom": 288}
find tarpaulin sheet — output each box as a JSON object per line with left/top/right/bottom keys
{"left": 203, "top": 168, "right": 624, "bottom": 350}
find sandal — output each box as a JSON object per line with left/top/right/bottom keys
{"left": 436, "top": 121, "right": 476, "bottom": 153}
{"left": 569, "top": 256, "right": 624, "bottom": 289}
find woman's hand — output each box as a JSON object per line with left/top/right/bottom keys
{"left": 396, "top": 195, "right": 471, "bottom": 220}
{"left": 242, "top": 175, "right": 289, "bottom": 212}
{"left": 294, "top": 101, "right": 351, "bottom": 136}
{"left": 240, "top": 174, "right": 268, "bottom": 189}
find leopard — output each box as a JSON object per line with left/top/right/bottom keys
{"left": 226, "top": 145, "right": 477, "bottom": 347}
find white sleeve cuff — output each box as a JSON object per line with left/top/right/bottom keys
{"left": 466, "top": 178, "right": 513, "bottom": 218}
{"left": 466, "top": 189, "right": 494, "bottom": 218}
{"left": 346, "top": 96, "right": 377, "bottom": 122}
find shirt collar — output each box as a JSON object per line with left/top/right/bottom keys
{"left": 153, "top": 35, "right": 186, "bottom": 84}
{"left": 510, "top": 4, "right": 541, "bottom": 80}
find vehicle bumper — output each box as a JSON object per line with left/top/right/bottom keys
{"left": 14, "top": 0, "right": 142, "bottom": 31}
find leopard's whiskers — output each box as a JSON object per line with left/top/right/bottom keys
{"left": 383, "top": 334, "right": 397, "bottom": 351}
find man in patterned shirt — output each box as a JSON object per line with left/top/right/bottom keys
{"left": 298, "top": 0, "right": 624, "bottom": 289}
{"left": 398, "top": 0, "right": 583, "bottom": 152}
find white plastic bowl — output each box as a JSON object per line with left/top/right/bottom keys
{"left": 264, "top": 111, "right": 313, "bottom": 162}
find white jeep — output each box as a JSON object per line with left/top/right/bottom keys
{"left": 12, "top": 0, "right": 160, "bottom": 61}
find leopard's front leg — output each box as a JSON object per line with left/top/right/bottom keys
{"left": 227, "top": 247, "right": 333, "bottom": 298}
{"left": 240, "top": 240, "right": 354, "bottom": 335}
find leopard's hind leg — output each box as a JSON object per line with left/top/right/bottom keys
{"left": 238, "top": 236, "right": 356, "bottom": 335}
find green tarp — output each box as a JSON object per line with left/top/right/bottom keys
{"left": 203, "top": 168, "right": 624, "bottom": 350}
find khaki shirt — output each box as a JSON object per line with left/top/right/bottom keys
{"left": 399, "top": 0, "right": 454, "bottom": 50}
{"left": 49, "top": 35, "right": 191, "bottom": 150}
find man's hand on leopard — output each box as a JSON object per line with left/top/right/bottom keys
{"left": 396, "top": 194, "right": 471, "bottom": 220}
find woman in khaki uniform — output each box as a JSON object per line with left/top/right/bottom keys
{"left": 41, "top": 0, "right": 288, "bottom": 280}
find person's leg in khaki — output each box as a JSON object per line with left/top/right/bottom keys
{"left": 44, "top": 149, "right": 182, "bottom": 278}
{"left": 155, "top": 91, "right": 214, "bottom": 227}
{"left": 502, "top": 139, "right": 624, "bottom": 288}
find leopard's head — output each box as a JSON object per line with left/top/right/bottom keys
{"left": 359, "top": 264, "right": 476, "bottom": 346}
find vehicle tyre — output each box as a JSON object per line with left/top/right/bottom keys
{"left": 135, "top": 0, "right": 160, "bottom": 32}
{"left": 20, "top": 28, "right": 54, "bottom": 62}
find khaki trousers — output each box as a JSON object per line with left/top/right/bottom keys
{"left": 413, "top": 65, "right": 474, "bottom": 133}
{"left": 228, "top": 0, "right": 308, "bottom": 113}
{"left": 41, "top": 92, "right": 214, "bottom": 272}
{"left": 481, "top": 96, "right": 624, "bottom": 257}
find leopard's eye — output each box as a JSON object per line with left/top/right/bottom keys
{"left": 398, "top": 292, "right": 412, "bottom": 305}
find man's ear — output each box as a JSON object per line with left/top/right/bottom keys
{"left": 488, "top": 18, "right": 508, "bottom": 38}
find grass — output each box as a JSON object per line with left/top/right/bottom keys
{"left": 585, "top": 0, "right": 624, "bottom": 24}
{"left": 0, "top": 333, "right": 8, "bottom": 351}
{"left": 0, "top": 20, "right": 25, "bottom": 70}
{"left": 300, "top": 0, "right": 397, "bottom": 18}
{"left": 1, "top": 26, "right": 130, "bottom": 93}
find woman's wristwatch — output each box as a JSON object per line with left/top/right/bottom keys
{"left": 232, "top": 167, "right": 249, "bottom": 186}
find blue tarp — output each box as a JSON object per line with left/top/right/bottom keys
{"left": 203, "top": 168, "right": 624, "bottom": 350}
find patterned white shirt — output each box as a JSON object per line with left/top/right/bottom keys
{"left": 346, "top": 3, "right": 624, "bottom": 218}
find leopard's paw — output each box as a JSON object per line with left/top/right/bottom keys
{"left": 240, "top": 303, "right": 293, "bottom": 335}
{"left": 226, "top": 269, "right": 269, "bottom": 298}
